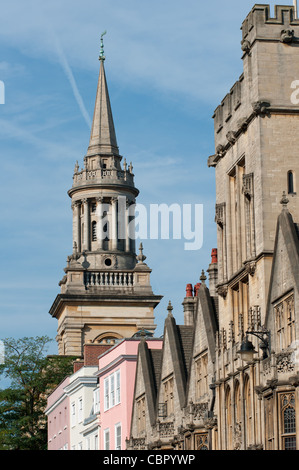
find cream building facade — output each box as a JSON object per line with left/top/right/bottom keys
{"left": 128, "top": 4, "right": 299, "bottom": 451}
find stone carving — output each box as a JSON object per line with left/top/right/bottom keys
{"left": 217, "top": 285, "right": 228, "bottom": 298}
{"left": 216, "top": 144, "right": 225, "bottom": 157}
{"left": 280, "top": 29, "right": 294, "bottom": 43}
{"left": 244, "top": 260, "right": 256, "bottom": 277}
{"left": 233, "top": 422, "right": 242, "bottom": 450}
{"left": 252, "top": 100, "right": 270, "bottom": 116}
{"left": 241, "top": 39, "right": 251, "bottom": 53}
{"left": 189, "top": 402, "right": 208, "bottom": 421}
{"left": 226, "top": 130, "right": 237, "bottom": 145}
{"left": 242, "top": 173, "right": 254, "bottom": 199}
{"left": 276, "top": 351, "right": 295, "bottom": 373}
{"left": 157, "top": 421, "right": 175, "bottom": 438}
{"left": 215, "top": 203, "right": 226, "bottom": 227}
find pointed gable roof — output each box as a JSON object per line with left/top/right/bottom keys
{"left": 86, "top": 58, "right": 119, "bottom": 157}
{"left": 136, "top": 340, "right": 163, "bottom": 427}
{"left": 162, "top": 305, "right": 194, "bottom": 409}
{"left": 196, "top": 281, "right": 218, "bottom": 364}
{"left": 265, "top": 203, "right": 299, "bottom": 326}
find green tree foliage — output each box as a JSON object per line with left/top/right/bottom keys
{"left": 0, "top": 336, "right": 75, "bottom": 450}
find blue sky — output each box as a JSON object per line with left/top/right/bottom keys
{"left": 0, "top": 1, "right": 294, "bottom": 354}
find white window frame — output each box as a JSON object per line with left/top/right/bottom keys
{"left": 78, "top": 397, "right": 83, "bottom": 423}
{"left": 104, "top": 369, "right": 121, "bottom": 411}
{"left": 116, "top": 370, "right": 121, "bottom": 405}
{"left": 71, "top": 401, "right": 76, "bottom": 427}
{"left": 115, "top": 422, "right": 122, "bottom": 450}
{"left": 104, "top": 377, "right": 109, "bottom": 411}
{"left": 93, "top": 387, "right": 100, "bottom": 414}
{"left": 104, "top": 428, "right": 110, "bottom": 450}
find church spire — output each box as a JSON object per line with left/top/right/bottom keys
{"left": 86, "top": 33, "right": 119, "bottom": 157}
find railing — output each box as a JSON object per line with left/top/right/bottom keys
{"left": 73, "top": 168, "right": 134, "bottom": 187}
{"left": 84, "top": 271, "right": 134, "bottom": 288}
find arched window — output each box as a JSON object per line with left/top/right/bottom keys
{"left": 287, "top": 171, "right": 295, "bottom": 194}
{"left": 280, "top": 393, "right": 296, "bottom": 450}
{"left": 92, "top": 221, "right": 97, "bottom": 241}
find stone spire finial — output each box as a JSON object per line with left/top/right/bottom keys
{"left": 167, "top": 300, "right": 173, "bottom": 316}
{"left": 99, "top": 31, "right": 107, "bottom": 61}
{"left": 280, "top": 191, "right": 289, "bottom": 210}
{"left": 200, "top": 269, "right": 207, "bottom": 284}
{"left": 137, "top": 242, "right": 147, "bottom": 264}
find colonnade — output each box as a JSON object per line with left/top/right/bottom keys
{"left": 72, "top": 196, "right": 135, "bottom": 254}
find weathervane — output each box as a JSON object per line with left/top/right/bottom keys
{"left": 99, "top": 31, "right": 107, "bottom": 61}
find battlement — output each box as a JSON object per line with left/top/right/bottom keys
{"left": 208, "top": 4, "right": 299, "bottom": 166}
{"left": 242, "top": 4, "right": 299, "bottom": 48}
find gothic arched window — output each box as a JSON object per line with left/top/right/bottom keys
{"left": 280, "top": 393, "right": 296, "bottom": 450}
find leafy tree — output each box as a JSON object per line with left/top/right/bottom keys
{"left": 0, "top": 336, "right": 75, "bottom": 450}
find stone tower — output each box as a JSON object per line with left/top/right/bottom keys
{"left": 49, "top": 47, "right": 162, "bottom": 356}
{"left": 208, "top": 4, "right": 299, "bottom": 341}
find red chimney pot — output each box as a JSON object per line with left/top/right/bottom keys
{"left": 211, "top": 248, "right": 218, "bottom": 264}
{"left": 186, "top": 284, "right": 193, "bottom": 297}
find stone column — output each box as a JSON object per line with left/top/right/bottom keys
{"left": 83, "top": 198, "right": 90, "bottom": 251}
{"left": 125, "top": 199, "right": 130, "bottom": 252}
{"left": 72, "top": 200, "right": 81, "bottom": 253}
{"left": 96, "top": 197, "right": 104, "bottom": 250}
{"left": 128, "top": 200, "right": 136, "bottom": 254}
{"left": 111, "top": 197, "right": 118, "bottom": 250}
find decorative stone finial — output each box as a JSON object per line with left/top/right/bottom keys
{"left": 137, "top": 242, "right": 146, "bottom": 264}
{"left": 99, "top": 31, "right": 107, "bottom": 61}
{"left": 167, "top": 301, "right": 173, "bottom": 316}
{"left": 200, "top": 270, "right": 207, "bottom": 284}
{"left": 280, "top": 191, "right": 289, "bottom": 210}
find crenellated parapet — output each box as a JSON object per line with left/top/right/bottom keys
{"left": 241, "top": 4, "right": 299, "bottom": 51}
{"left": 208, "top": 4, "right": 299, "bottom": 168}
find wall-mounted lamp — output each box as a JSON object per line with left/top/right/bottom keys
{"left": 237, "top": 329, "right": 270, "bottom": 362}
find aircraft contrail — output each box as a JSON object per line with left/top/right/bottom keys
{"left": 54, "top": 38, "right": 92, "bottom": 129}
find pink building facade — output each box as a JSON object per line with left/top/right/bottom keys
{"left": 45, "top": 338, "right": 162, "bottom": 450}
{"left": 46, "top": 376, "right": 70, "bottom": 450}
{"left": 97, "top": 338, "right": 163, "bottom": 450}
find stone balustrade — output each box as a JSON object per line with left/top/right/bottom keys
{"left": 84, "top": 271, "right": 134, "bottom": 288}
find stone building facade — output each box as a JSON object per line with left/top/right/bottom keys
{"left": 128, "top": 4, "right": 299, "bottom": 451}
